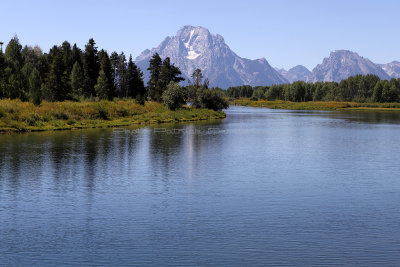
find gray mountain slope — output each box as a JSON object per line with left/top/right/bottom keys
{"left": 135, "top": 25, "right": 288, "bottom": 88}
{"left": 307, "top": 50, "right": 390, "bottom": 83}
{"left": 276, "top": 65, "right": 311, "bottom": 83}
{"left": 379, "top": 61, "right": 400, "bottom": 78}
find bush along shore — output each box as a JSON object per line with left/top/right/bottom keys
{"left": 0, "top": 99, "right": 226, "bottom": 133}
{"left": 229, "top": 98, "right": 400, "bottom": 111}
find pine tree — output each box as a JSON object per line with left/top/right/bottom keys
{"left": 110, "top": 51, "right": 119, "bottom": 92}
{"left": 36, "top": 52, "right": 50, "bottom": 83}
{"left": 191, "top": 68, "right": 203, "bottom": 88}
{"left": 134, "top": 66, "right": 146, "bottom": 104}
{"left": 4, "top": 35, "right": 26, "bottom": 99}
{"left": 29, "top": 67, "right": 42, "bottom": 105}
{"left": 189, "top": 68, "right": 203, "bottom": 100}
{"left": 159, "top": 57, "right": 184, "bottom": 89}
{"left": 45, "top": 47, "right": 68, "bottom": 101}
{"left": 5, "top": 36, "right": 23, "bottom": 67}
{"left": 125, "top": 55, "right": 135, "bottom": 98}
{"left": 0, "top": 50, "right": 6, "bottom": 98}
{"left": 98, "top": 49, "right": 114, "bottom": 100}
{"left": 21, "top": 62, "right": 34, "bottom": 97}
{"left": 94, "top": 70, "right": 110, "bottom": 100}
{"left": 82, "top": 38, "right": 99, "bottom": 98}
{"left": 117, "top": 52, "right": 127, "bottom": 97}
{"left": 147, "top": 53, "right": 163, "bottom": 101}
{"left": 61, "top": 41, "right": 73, "bottom": 76}
{"left": 70, "top": 61, "right": 85, "bottom": 99}
{"left": 126, "top": 55, "right": 145, "bottom": 101}
{"left": 71, "top": 43, "right": 82, "bottom": 67}
{"left": 22, "top": 45, "right": 36, "bottom": 66}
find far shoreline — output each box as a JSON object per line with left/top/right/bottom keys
{"left": 229, "top": 99, "right": 400, "bottom": 112}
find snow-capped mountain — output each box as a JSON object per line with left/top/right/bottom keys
{"left": 307, "top": 50, "right": 390, "bottom": 83}
{"left": 379, "top": 61, "right": 400, "bottom": 78}
{"left": 275, "top": 65, "right": 311, "bottom": 83}
{"left": 135, "top": 25, "right": 288, "bottom": 88}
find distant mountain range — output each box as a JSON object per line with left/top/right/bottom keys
{"left": 135, "top": 26, "right": 400, "bottom": 88}
{"left": 275, "top": 65, "right": 311, "bottom": 83}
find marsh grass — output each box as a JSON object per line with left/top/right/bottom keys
{"left": 0, "top": 99, "right": 226, "bottom": 133}
{"left": 230, "top": 99, "right": 400, "bottom": 111}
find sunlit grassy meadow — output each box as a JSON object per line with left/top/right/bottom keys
{"left": 0, "top": 99, "right": 226, "bottom": 133}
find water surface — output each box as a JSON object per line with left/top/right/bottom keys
{"left": 1, "top": 107, "right": 400, "bottom": 266}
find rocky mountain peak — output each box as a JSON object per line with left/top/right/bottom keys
{"left": 135, "top": 25, "right": 287, "bottom": 88}
{"left": 379, "top": 61, "right": 400, "bottom": 78}
{"left": 307, "top": 50, "right": 390, "bottom": 82}
{"left": 275, "top": 65, "right": 311, "bottom": 83}
{"left": 176, "top": 25, "right": 211, "bottom": 39}
{"left": 331, "top": 49, "right": 357, "bottom": 56}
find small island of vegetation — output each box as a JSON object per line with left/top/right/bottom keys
{"left": 0, "top": 36, "right": 227, "bottom": 133}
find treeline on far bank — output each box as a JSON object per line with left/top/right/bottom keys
{"left": 0, "top": 36, "right": 227, "bottom": 111}
{"left": 226, "top": 75, "right": 400, "bottom": 103}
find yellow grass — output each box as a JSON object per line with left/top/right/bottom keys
{"left": 0, "top": 99, "right": 226, "bottom": 133}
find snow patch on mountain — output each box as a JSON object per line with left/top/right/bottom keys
{"left": 187, "top": 50, "right": 200, "bottom": 60}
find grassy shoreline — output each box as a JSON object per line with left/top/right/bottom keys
{"left": 229, "top": 99, "right": 400, "bottom": 111}
{"left": 0, "top": 99, "right": 226, "bottom": 133}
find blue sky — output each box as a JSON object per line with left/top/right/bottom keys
{"left": 1, "top": 0, "right": 399, "bottom": 70}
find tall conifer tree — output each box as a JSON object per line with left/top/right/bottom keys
{"left": 147, "top": 53, "right": 163, "bottom": 101}
{"left": 70, "top": 61, "right": 85, "bottom": 98}
{"left": 4, "top": 36, "right": 26, "bottom": 99}
{"left": 98, "top": 49, "right": 114, "bottom": 100}
{"left": 0, "top": 50, "right": 7, "bottom": 98}
{"left": 126, "top": 55, "right": 145, "bottom": 100}
{"left": 82, "top": 38, "right": 99, "bottom": 98}
{"left": 45, "top": 46, "right": 68, "bottom": 101}
{"left": 29, "top": 67, "right": 42, "bottom": 105}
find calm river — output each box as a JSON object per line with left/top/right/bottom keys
{"left": 1, "top": 106, "right": 400, "bottom": 266}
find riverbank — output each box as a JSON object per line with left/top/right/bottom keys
{"left": 0, "top": 99, "right": 226, "bottom": 133}
{"left": 229, "top": 99, "right": 400, "bottom": 111}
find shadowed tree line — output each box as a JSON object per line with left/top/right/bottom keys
{"left": 0, "top": 36, "right": 227, "bottom": 111}
{"left": 0, "top": 36, "right": 146, "bottom": 104}
{"left": 226, "top": 74, "right": 400, "bottom": 103}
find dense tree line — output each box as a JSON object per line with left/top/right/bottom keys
{"left": 0, "top": 36, "right": 146, "bottom": 104}
{"left": 226, "top": 74, "right": 400, "bottom": 103}
{"left": 0, "top": 36, "right": 228, "bottom": 111}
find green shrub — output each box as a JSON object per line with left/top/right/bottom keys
{"left": 135, "top": 94, "right": 146, "bottom": 106}
{"left": 162, "top": 82, "right": 187, "bottom": 110}
{"left": 51, "top": 111, "right": 69, "bottom": 120}
{"left": 195, "top": 89, "right": 229, "bottom": 111}
{"left": 117, "top": 107, "right": 130, "bottom": 117}
{"left": 95, "top": 103, "right": 109, "bottom": 120}
{"left": 24, "top": 113, "right": 43, "bottom": 126}
{"left": 67, "top": 119, "right": 76, "bottom": 125}
{"left": 0, "top": 107, "right": 5, "bottom": 118}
